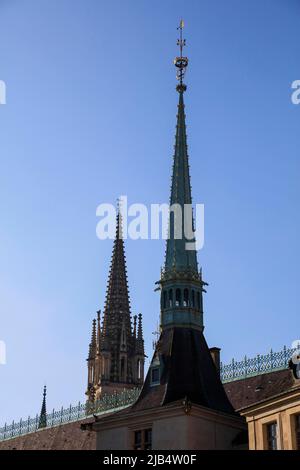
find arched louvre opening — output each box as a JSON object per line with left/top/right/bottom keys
{"left": 183, "top": 288, "right": 189, "bottom": 307}
{"left": 175, "top": 289, "right": 181, "bottom": 307}
{"left": 169, "top": 289, "right": 173, "bottom": 307}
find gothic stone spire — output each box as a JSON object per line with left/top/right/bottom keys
{"left": 86, "top": 209, "right": 145, "bottom": 401}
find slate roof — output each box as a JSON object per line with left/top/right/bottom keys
{"left": 131, "top": 327, "right": 235, "bottom": 415}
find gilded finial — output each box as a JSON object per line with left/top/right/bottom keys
{"left": 174, "top": 19, "right": 188, "bottom": 92}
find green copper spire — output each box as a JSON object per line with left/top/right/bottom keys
{"left": 165, "top": 90, "right": 198, "bottom": 274}
{"left": 159, "top": 21, "right": 207, "bottom": 331}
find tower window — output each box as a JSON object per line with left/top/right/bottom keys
{"left": 163, "top": 290, "right": 167, "bottom": 309}
{"left": 169, "top": 289, "right": 173, "bottom": 307}
{"left": 183, "top": 288, "right": 189, "bottom": 307}
{"left": 191, "top": 290, "right": 195, "bottom": 307}
{"left": 266, "top": 422, "right": 278, "bottom": 450}
{"left": 137, "top": 359, "right": 141, "bottom": 380}
{"left": 120, "top": 357, "right": 125, "bottom": 382}
{"left": 197, "top": 292, "right": 201, "bottom": 309}
{"left": 175, "top": 289, "right": 181, "bottom": 307}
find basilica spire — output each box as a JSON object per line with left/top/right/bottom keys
{"left": 86, "top": 208, "right": 145, "bottom": 401}
{"left": 102, "top": 209, "right": 132, "bottom": 343}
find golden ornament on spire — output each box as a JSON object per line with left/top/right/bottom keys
{"left": 174, "top": 19, "right": 188, "bottom": 92}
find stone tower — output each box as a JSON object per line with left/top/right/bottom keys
{"left": 86, "top": 211, "right": 145, "bottom": 402}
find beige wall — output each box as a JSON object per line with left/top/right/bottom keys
{"left": 152, "top": 415, "right": 188, "bottom": 450}
{"left": 243, "top": 392, "right": 300, "bottom": 450}
{"left": 186, "top": 414, "right": 246, "bottom": 450}
{"left": 96, "top": 426, "right": 130, "bottom": 450}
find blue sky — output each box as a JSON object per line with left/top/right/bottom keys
{"left": 0, "top": 0, "right": 299, "bottom": 424}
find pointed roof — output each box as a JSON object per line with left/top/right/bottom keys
{"left": 38, "top": 386, "right": 47, "bottom": 429}
{"left": 135, "top": 313, "right": 144, "bottom": 355}
{"left": 101, "top": 210, "right": 132, "bottom": 346}
{"left": 96, "top": 310, "right": 101, "bottom": 353}
{"left": 132, "top": 328, "right": 235, "bottom": 414}
{"left": 164, "top": 84, "right": 198, "bottom": 274}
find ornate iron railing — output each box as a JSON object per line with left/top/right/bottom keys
{"left": 1, "top": 345, "right": 297, "bottom": 442}
{"left": 0, "top": 387, "right": 140, "bottom": 442}
{"left": 220, "top": 345, "right": 296, "bottom": 383}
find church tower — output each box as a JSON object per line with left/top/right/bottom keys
{"left": 133, "top": 21, "right": 234, "bottom": 414}
{"left": 86, "top": 210, "right": 145, "bottom": 402}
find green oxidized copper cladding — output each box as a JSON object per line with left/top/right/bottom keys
{"left": 164, "top": 90, "right": 198, "bottom": 275}
{"left": 159, "top": 25, "right": 207, "bottom": 331}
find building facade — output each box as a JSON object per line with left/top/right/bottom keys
{"left": 237, "top": 364, "right": 300, "bottom": 450}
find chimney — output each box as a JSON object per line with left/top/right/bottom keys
{"left": 210, "top": 347, "right": 221, "bottom": 376}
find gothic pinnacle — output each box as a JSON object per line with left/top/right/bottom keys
{"left": 38, "top": 385, "right": 47, "bottom": 429}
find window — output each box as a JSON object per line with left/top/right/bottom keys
{"left": 183, "top": 289, "right": 189, "bottom": 307}
{"left": 163, "top": 291, "right": 167, "bottom": 309}
{"left": 151, "top": 367, "right": 160, "bottom": 385}
{"left": 295, "top": 414, "right": 300, "bottom": 450}
{"left": 144, "top": 429, "right": 152, "bottom": 450}
{"left": 134, "top": 429, "right": 152, "bottom": 450}
{"left": 191, "top": 290, "right": 195, "bottom": 307}
{"left": 266, "top": 422, "right": 278, "bottom": 450}
{"left": 197, "top": 292, "right": 201, "bottom": 309}
{"left": 134, "top": 430, "right": 142, "bottom": 450}
{"left": 169, "top": 289, "right": 173, "bottom": 307}
{"left": 137, "top": 359, "right": 141, "bottom": 380}
{"left": 121, "top": 357, "right": 126, "bottom": 382}
{"left": 175, "top": 288, "right": 181, "bottom": 307}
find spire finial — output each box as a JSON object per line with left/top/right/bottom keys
{"left": 38, "top": 385, "right": 47, "bottom": 429}
{"left": 137, "top": 313, "right": 143, "bottom": 340}
{"left": 116, "top": 198, "right": 124, "bottom": 240}
{"left": 174, "top": 19, "right": 188, "bottom": 93}
{"left": 97, "top": 310, "right": 101, "bottom": 352}
{"left": 88, "top": 318, "right": 97, "bottom": 359}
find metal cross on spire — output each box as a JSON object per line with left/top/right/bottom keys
{"left": 174, "top": 19, "right": 188, "bottom": 92}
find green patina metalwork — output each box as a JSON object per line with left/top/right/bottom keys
{"left": 0, "top": 346, "right": 296, "bottom": 442}
{"left": 0, "top": 388, "right": 141, "bottom": 442}
{"left": 157, "top": 25, "right": 208, "bottom": 331}
{"left": 220, "top": 345, "right": 296, "bottom": 383}
{"left": 158, "top": 68, "right": 207, "bottom": 331}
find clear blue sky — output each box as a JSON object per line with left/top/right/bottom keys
{"left": 0, "top": 0, "right": 299, "bottom": 424}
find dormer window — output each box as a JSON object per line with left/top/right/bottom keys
{"left": 151, "top": 367, "right": 160, "bottom": 385}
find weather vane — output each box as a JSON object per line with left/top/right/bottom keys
{"left": 174, "top": 19, "right": 188, "bottom": 92}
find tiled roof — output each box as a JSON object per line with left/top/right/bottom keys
{"left": 0, "top": 418, "right": 96, "bottom": 450}
{"left": 224, "top": 368, "right": 296, "bottom": 410}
